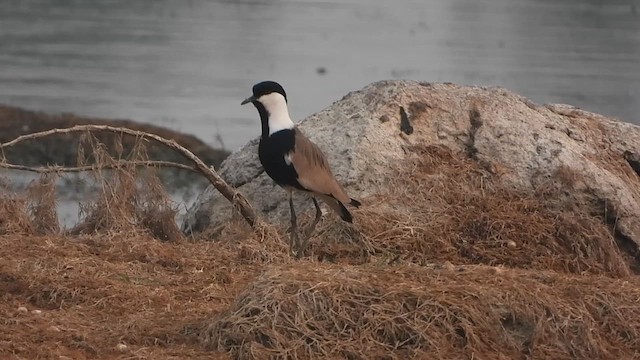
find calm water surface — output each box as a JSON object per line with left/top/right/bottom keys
{"left": 1, "top": 0, "right": 639, "bottom": 151}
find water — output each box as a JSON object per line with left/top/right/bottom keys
{"left": 1, "top": 0, "right": 638, "bottom": 152}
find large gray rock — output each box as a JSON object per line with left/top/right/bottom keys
{"left": 181, "top": 80, "right": 640, "bottom": 248}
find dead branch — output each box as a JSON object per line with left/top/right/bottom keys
{"left": 0, "top": 125, "right": 259, "bottom": 227}
{"left": 0, "top": 160, "right": 197, "bottom": 174}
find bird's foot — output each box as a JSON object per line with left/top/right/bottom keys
{"left": 290, "top": 231, "right": 314, "bottom": 259}
{"left": 303, "top": 215, "right": 321, "bottom": 238}
{"left": 289, "top": 229, "right": 307, "bottom": 259}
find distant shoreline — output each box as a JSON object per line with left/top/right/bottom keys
{"left": 0, "top": 104, "right": 229, "bottom": 168}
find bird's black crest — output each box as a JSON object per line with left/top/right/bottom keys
{"left": 252, "top": 81, "right": 287, "bottom": 102}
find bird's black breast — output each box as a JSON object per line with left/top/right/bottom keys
{"left": 258, "top": 129, "right": 305, "bottom": 190}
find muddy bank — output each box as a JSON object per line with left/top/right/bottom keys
{"left": 0, "top": 105, "right": 229, "bottom": 191}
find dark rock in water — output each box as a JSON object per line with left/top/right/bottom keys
{"left": 0, "top": 105, "right": 230, "bottom": 191}
{"left": 0, "top": 105, "right": 229, "bottom": 167}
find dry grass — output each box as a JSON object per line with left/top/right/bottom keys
{"left": 201, "top": 145, "right": 638, "bottom": 359}
{"left": 68, "top": 134, "right": 184, "bottom": 241}
{"left": 26, "top": 174, "right": 60, "bottom": 235}
{"left": 0, "top": 175, "right": 58, "bottom": 236}
{"left": 202, "top": 263, "right": 640, "bottom": 360}
{"left": 1, "top": 138, "right": 638, "bottom": 359}
{"left": 0, "top": 193, "right": 33, "bottom": 236}
{"left": 0, "top": 230, "right": 257, "bottom": 359}
{"left": 307, "top": 145, "right": 631, "bottom": 277}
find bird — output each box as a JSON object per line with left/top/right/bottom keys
{"left": 241, "top": 80, "right": 361, "bottom": 257}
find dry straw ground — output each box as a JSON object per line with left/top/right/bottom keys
{"left": 1, "top": 134, "right": 639, "bottom": 359}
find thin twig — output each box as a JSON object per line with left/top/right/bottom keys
{"left": 0, "top": 160, "right": 197, "bottom": 173}
{"left": 0, "top": 125, "right": 260, "bottom": 227}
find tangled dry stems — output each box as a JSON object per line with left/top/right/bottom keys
{"left": 305, "top": 145, "right": 630, "bottom": 277}
{"left": 26, "top": 174, "right": 60, "bottom": 235}
{"left": 204, "top": 145, "right": 639, "bottom": 359}
{"left": 1, "top": 135, "right": 638, "bottom": 359}
{"left": 1, "top": 124, "right": 258, "bottom": 226}
{"left": 0, "top": 174, "right": 59, "bottom": 236}
{"left": 0, "top": 193, "right": 33, "bottom": 236}
{"left": 203, "top": 263, "right": 640, "bottom": 360}
{"left": 0, "top": 132, "right": 189, "bottom": 241}
{"left": 65, "top": 134, "right": 184, "bottom": 241}
{"left": 0, "top": 231, "right": 250, "bottom": 359}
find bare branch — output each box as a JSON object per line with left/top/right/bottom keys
{"left": 0, "top": 125, "right": 260, "bottom": 227}
{"left": 0, "top": 160, "right": 197, "bottom": 174}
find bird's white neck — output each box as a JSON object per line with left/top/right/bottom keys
{"left": 268, "top": 113, "right": 294, "bottom": 135}
{"left": 258, "top": 92, "right": 294, "bottom": 135}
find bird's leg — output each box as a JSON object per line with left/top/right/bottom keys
{"left": 299, "top": 197, "right": 322, "bottom": 255}
{"left": 288, "top": 192, "right": 300, "bottom": 257}
{"left": 303, "top": 197, "right": 322, "bottom": 238}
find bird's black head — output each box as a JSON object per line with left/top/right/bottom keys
{"left": 241, "top": 81, "right": 287, "bottom": 105}
{"left": 241, "top": 80, "right": 293, "bottom": 139}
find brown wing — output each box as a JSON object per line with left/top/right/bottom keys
{"left": 289, "top": 129, "right": 351, "bottom": 204}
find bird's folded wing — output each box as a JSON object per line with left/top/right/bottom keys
{"left": 290, "top": 130, "right": 350, "bottom": 204}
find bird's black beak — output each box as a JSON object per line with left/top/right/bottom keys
{"left": 241, "top": 95, "right": 255, "bottom": 105}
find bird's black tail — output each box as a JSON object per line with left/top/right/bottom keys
{"left": 320, "top": 194, "right": 360, "bottom": 223}
{"left": 339, "top": 198, "right": 362, "bottom": 222}
{"left": 338, "top": 202, "right": 354, "bottom": 223}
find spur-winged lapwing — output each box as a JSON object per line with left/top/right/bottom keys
{"left": 241, "top": 80, "right": 361, "bottom": 256}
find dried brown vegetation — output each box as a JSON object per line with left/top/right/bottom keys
{"left": 0, "top": 231, "right": 255, "bottom": 359}
{"left": 68, "top": 134, "right": 184, "bottom": 241}
{"left": 0, "top": 129, "right": 268, "bottom": 357}
{"left": 0, "top": 193, "right": 33, "bottom": 236}
{"left": 205, "top": 145, "right": 640, "bottom": 360}
{"left": 1, "top": 124, "right": 259, "bottom": 227}
{"left": 307, "top": 145, "right": 631, "bottom": 277}
{"left": 1, "top": 139, "right": 638, "bottom": 359}
{"left": 26, "top": 174, "right": 60, "bottom": 235}
{"left": 203, "top": 263, "right": 640, "bottom": 360}
{"left": 0, "top": 174, "right": 59, "bottom": 236}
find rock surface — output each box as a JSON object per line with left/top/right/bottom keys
{"left": 181, "top": 80, "right": 640, "bottom": 249}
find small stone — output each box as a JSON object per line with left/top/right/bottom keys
{"left": 507, "top": 240, "right": 517, "bottom": 249}
{"left": 116, "top": 343, "right": 128, "bottom": 352}
{"left": 17, "top": 306, "right": 28, "bottom": 313}
{"left": 31, "top": 309, "right": 42, "bottom": 315}
{"left": 442, "top": 261, "right": 455, "bottom": 271}
{"left": 48, "top": 325, "right": 61, "bottom": 332}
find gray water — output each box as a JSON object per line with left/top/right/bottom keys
{"left": 1, "top": 0, "right": 639, "bottom": 152}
